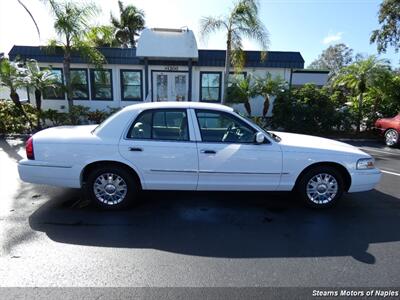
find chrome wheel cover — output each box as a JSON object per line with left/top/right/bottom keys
{"left": 306, "top": 173, "right": 338, "bottom": 204}
{"left": 93, "top": 173, "right": 128, "bottom": 205}
{"left": 385, "top": 130, "right": 398, "bottom": 146}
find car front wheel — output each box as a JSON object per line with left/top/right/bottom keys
{"left": 385, "top": 129, "right": 399, "bottom": 147}
{"left": 85, "top": 165, "right": 138, "bottom": 209}
{"left": 296, "top": 166, "right": 344, "bottom": 208}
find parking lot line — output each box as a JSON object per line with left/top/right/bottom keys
{"left": 381, "top": 170, "right": 400, "bottom": 177}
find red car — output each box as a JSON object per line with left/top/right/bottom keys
{"left": 375, "top": 113, "right": 400, "bottom": 147}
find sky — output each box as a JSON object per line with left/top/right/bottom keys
{"left": 0, "top": 0, "right": 399, "bottom": 67}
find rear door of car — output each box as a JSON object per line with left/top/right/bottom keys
{"left": 119, "top": 108, "right": 198, "bottom": 190}
{"left": 191, "top": 109, "right": 283, "bottom": 191}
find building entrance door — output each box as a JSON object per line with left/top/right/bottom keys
{"left": 153, "top": 72, "right": 188, "bottom": 101}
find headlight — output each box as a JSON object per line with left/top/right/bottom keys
{"left": 357, "top": 158, "right": 375, "bottom": 170}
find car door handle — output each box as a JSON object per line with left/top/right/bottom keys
{"left": 200, "top": 149, "right": 216, "bottom": 154}
{"left": 129, "top": 147, "right": 143, "bottom": 152}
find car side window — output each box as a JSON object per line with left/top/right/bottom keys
{"left": 128, "top": 110, "right": 152, "bottom": 139}
{"left": 195, "top": 110, "right": 256, "bottom": 143}
{"left": 127, "top": 109, "right": 189, "bottom": 141}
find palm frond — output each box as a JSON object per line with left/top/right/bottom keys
{"left": 199, "top": 16, "right": 227, "bottom": 41}
{"left": 237, "top": 25, "right": 269, "bottom": 50}
{"left": 110, "top": 13, "right": 121, "bottom": 28}
{"left": 17, "top": 0, "right": 41, "bottom": 39}
{"left": 118, "top": 0, "right": 124, "bottom": 15}
{"left": 110, "top": 1, "right": 145, "bottom": 47}
{"left": 72, "top": 38, "right": 106, "bottom": 68}
{"left": 24, "top": 59, "right": 59, "bottom": 90}
{"left": 51, "top": 1, "right": 100, "bottom": 42}
{"left": 230, "top": 0, "right": 269, "bottom": 63}
{"left": 230, "top": 31, "right": 246, "bottom": 71}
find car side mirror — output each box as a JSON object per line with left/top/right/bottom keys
{"left": 255, "top": 132, "right": 265, "bottom": 144}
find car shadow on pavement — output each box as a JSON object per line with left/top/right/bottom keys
{"left": 0, "top": 138, "right": 24, "bottom": 162}
{"left": 28, "top": 188, "right": 400, "bottom": 264}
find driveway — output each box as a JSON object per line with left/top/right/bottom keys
{"left": 0, "top": 138, "right": 399, "bottom": 288}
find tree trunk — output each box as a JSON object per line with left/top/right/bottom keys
{"left": 10, "top": 89, "right": 34, "bottom": 130}
{"left": 262, "top": 95, "right": 270, "bottom": 117}
{"left": 34, "top": 89, "right": 42, "bottom": 129}
{"left": 222, "top": 32, "right": 231, "bottom": 104}
{"left": 357, "top": 93, "right": 363, "bottom": 133}
{"left": 129, "top": 31, "right": 136, "bottom": 48}
{"left": 244, "top": 101, "right": 251, "bottom": 117}
{"left": 63, "top": 50, "right": 73, "bottom": 113}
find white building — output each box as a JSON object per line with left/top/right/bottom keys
{"left": 8, "top": 28, "right": 328, "bottom": 116}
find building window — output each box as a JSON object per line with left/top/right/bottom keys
{"left": 42, "top": 68, "right": 65, "bottom": 100}
{"left": 90, "top": 69, "right": 113, "bottom": 100}
{"left": 120, "top": 70, "right": 142, "bottom": 101}
{"left": 200, "top": 72, "right": 221, "bottom": 102}
{"left": 127, "top": 109, "right": 189, "bottom": 141}
{"left": 71, "top": 69, "right": 89, "bottom": 100}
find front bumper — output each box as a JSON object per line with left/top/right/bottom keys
{"left": 348, "top": 169, "right": 382, "bottom": 193}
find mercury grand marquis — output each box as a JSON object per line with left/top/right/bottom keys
{"left": 18, "top": 102, "right": 382, "bottom": 209}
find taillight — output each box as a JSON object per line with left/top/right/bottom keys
{"left": 26, "top": 137, "right": 34, "bottom": 160}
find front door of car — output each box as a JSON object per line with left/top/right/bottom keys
{"left": 193, "top": 109, "right": 282, "bottom": 191}
{"left": 119, "top": 108, "right": 198, "bottom": 190}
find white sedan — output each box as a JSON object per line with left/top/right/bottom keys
{"left": 18, "top": 102, "right": 381, "bottom": 209}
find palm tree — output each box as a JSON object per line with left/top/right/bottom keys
{"left": 111, "top": 0, "right": 145, "bottom": 48}
{"left": 227, "top": 75, "right": 257, "bottom": 116}
{"left": 46, "top": 0, "right": 105, "bottom": 113}
{"left": 255, "top": 74, "right": 287, "bottom": 117}
{"left": 0, "top": 58, "right": 34, "bottom": 129}
{"left": 24, "top": 59, "right": 59, "bottom": 129}
{"left": 86, "top": 25, "right": 120, "bottom": 48}
{"left": 200, "top": 0, "right": 269, "bottom": 104}
{"left": 334, "top": 56, "right": 390, "bottom": 133}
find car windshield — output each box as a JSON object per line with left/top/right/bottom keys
{"left": 234, "top": 111, "right": 281, "bottom": 142}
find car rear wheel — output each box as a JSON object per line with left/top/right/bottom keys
{"left": 296, "top": 166, "right": 344, "bottom": 208}
{"left": 385, "top": 129, "right": 399, "bottom": 147}
{"left": 85, "top": 165, "right": 138, "bottom": 209}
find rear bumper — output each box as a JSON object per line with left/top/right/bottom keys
{"left": 18, "top": 159, "right": 81, "bottom": 188}
{"left": 348, "top": 169, "right": 382, "bottom": 193}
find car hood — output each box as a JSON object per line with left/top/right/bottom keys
{"left": 270, "top": 131, "right": 370, "bottom": 157}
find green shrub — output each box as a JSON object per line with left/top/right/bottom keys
{"left": 0, "top": 100, "right": 38, "bottom": 134}
{"left": 272, "top": 84, "right": 341, "bottom": 134}
{"left": 68, "top": 105, "right": 91, "bottom": 125}
{"left": 40, "top": 109, "right": 68, "bottom": 126}
{"left": 87, "top": 109, "right": 108, "bottom": 124}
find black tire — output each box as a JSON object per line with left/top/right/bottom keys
{"left": 85, "top": 165, "right": 139, "bottom": 210}
{"left": 296, "top": 166, "right": 344, "bottom": 209}
{"left": 384, "top": 129, "right": 399, "bottom": 147}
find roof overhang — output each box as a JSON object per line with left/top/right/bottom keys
{"left": 136, "top": 28, "right": 198, "bottom": 60}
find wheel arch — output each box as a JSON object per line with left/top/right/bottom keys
{"left": 294, "top": 162, "right": 352, "bottom": 192}
{"left": 384, "top": 128, "right": 400, "bottom": 135}
{"left": 80, "top": 160, "right": 143, "bottom": 189}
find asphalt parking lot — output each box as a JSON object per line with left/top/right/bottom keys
{"left": 0, "top": 137, "right": 399, "bottom": 288}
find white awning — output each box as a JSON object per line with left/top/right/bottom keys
{"left": 136, "top": 28, "right": 198, "bottom": 60}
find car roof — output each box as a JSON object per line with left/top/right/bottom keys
{"left": 121, "top": 101, "right": 234, "bottom": 113}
